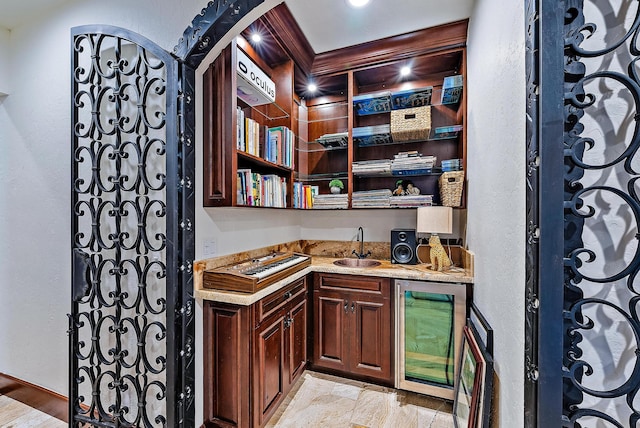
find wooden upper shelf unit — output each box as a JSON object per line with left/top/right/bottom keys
{"left": 203, "top": 3, "right": 468, "bottom": 209}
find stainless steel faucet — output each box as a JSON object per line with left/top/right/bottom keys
{"left": 352, "top": 226, "right": 371, "bottom": 259}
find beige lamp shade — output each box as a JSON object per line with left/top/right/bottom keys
{"left": 416, "top": 206, "right": 453, "bottom": 234}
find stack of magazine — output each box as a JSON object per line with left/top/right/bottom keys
{"left": 317, "top": 132, "right": 348, "bottom": 148}
{"left": 390, "top": 151, "right": 436, "bottom": 175}
{"left": 390, "top": 194, "right": 434, "bottom": 208}
{"left": 352, "top": 125, "right": 392, "bottom": 147}
{"left": 352, "top": 189, "right": 392, "bottom": 208}
{"left": 352, "top": 159, "right": 392, "bottom": 176}
{"left": 312, "top": 193, "right": 349, "bottom": 209}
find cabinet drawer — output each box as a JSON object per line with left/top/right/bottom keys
{"left": 256, "top": 277, "right": 307, "bottom": 324}
{"left": 314, "top": 273, "right": 389, "bottom": 297}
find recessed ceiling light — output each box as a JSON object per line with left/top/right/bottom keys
{"left": 400, "top": 66, "right": 411, "bottom": 77}
{"left": 348, "top": 0, "right": 370, "bottom": 7}
{"left": 251, "top": 33, "right": 262, "bottom": 43}
{"left": 308, "top": 83, "right": 317, "bottom": 93}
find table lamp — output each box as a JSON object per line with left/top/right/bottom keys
{"left": 416, "top": 206, "right": 453, "bottom": 271}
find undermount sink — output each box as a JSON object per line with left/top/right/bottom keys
{"left": 333, "top": 258, "right": 381, "bottom": 268}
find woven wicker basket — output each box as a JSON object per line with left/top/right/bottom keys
{"left": 390, "top": 106, "right": 431, "bottom": 142}
{"left": 439, "top": 170, "right": 464, "bottom": 207}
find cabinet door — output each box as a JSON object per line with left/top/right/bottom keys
{"left": 349, "top": 295, "right": 393, "bottom": 383}
{"left": 203, "top": 302, "right": 251, "bottom": 427}
{"left": 253, "top": 313, "right": 286, "bottom": 427}
{"left": 313, "top": 291, "right": 349, "bottom": 372}
{"left": 286, "top": 296, "right": 307, "bottom": 388}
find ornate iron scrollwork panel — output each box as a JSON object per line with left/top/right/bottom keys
{"left": 70, "top": 25, "right": 183, "bottom": 427}
{"left": 562, "top": 0, "right": 640, "bottom": 426}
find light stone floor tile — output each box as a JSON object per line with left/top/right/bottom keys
{"left": 0, "top": 395, "right": 65, "bottom": 428}
{"left": 349, "top": 388, "right": 394, "bottom": 427}
{"left": 268, "top": 371, "right": 453, "bottom": 428}
{"left": 0, "top": 371, "right": 453, "bottom": 428}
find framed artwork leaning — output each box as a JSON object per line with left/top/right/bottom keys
{"left": 453, "top": 325, "right": 494, "bottom": 428}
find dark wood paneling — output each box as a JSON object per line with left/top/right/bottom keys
{"left": 351, "top": 299, "right": 392, "bottom": 382}
{"left": 311, "top": 274, "right": 393, "bottom": 385}
{"left": 288, "top": 297, "right": 307, "bottom": 386}
{"left": 312, "top": 20, "right": 468, "bottom": 77}
{"left": 203, "top": 45, "right": 235, "bottom": 206}
{"left": 254, "top": 315, "right": 285, "bottom": 426}
{"left": 0, "top": 373, "right": 67, "bottom": 422}
{"left": 313, "top": 293, "right": 348, "bottom": 371}
{"left": 203, "top": 301, "right": 250, "bottom": 427}
{"left": 315, "top": 273, "right": 387, "bottom": 295}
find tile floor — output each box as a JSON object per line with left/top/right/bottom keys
{"left": 0, "top": 371, "right": 453, "bottom": 428}
{"left": 266, "top": 371, "right": 454, "bottom": 428}
{"left": 0, "top": 395, "right": 65, "bottom": 428}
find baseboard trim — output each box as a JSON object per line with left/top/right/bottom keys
{"left": 0, "top": 373, "right": 68, "bottom": 422}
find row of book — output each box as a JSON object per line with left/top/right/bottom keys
{"left": 442, "top": 158, "right": 463, "bottom": 172}
{"left": 237, "top": 169, "right": 287, "bottom": 208}
{"left": 237, "top": 107, "right": 260, "bottom": 156}
{"left": 293, "top": 183, "right": 317, "bottom": 209}
{"left": 265, "top": 126, "right": 295, "bottom": 168}
{"left": 236, "top": 107, "right": 295, "bottom": 168}
{"left": 352, "top": 75, "right": 463, "bottom": 116}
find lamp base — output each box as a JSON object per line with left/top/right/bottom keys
{"left": 429, "top": 234, "right": 452, "bottom": 271}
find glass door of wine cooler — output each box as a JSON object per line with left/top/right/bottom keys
{"left": 395, "top": 279, "right": 467, "bottom": 399}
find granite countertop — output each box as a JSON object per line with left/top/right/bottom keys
{"left": 193, "top": 240, "right": 474, "bottom": 306}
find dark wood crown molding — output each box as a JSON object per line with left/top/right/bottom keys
{"left": 261, "top": 3, "right": 315, "bottom": 74}
{"left": 312, "top": 19, "right": 469, "bottom": 76}
{"left": 249, "top": 7, "right": 467, "bottom": 80}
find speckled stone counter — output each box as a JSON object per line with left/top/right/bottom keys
{"left": 193, "top": 240, "right": 473, "bottom": 306}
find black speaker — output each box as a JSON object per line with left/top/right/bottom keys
{"left": 391, "top": 229, "right": 417, "bottom": 264}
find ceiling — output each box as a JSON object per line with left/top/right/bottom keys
{"left": 284, "top": 0, "right": 474, "bottom": 54}
{"left": 0, "top": 0, "right": 475, "bottom": 52}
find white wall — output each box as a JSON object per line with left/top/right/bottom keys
{"left": 0, "top": 26, "right": 9, "bottom": 95}
{"left": 466, "top": 1, "right": 525, "bottom": 427}
{"left": 0, "top": 0, "right": 211, "bottom": 403}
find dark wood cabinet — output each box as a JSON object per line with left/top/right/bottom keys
{"left": 312, "top": 273, "right": 393, "bottom": 385}
{"left": 203, "top": 277, "right": 308, "bottom": 428}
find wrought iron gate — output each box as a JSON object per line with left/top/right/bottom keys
{"left": 529, "top": 0, "right": 640, "bottom": 426}
{"left": 69, "top": 25, "right": 194, "bottom": 427}
{"left": 69, "top": 2, "right": 265, "bottom": 426}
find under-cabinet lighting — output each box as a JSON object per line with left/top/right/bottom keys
{"left": 308, "top": 83, "right": 317, "bottom": 93}
{"left": 251, "top": 33, "right": 262, "bottom": 43}
{"left": 400, "top": 66, "right": 411, "bottom": 77}
{"left": 348, "top": 0, "right": 370, "bottom": 7}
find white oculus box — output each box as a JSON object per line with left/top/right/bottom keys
{"left": 236, "top": 48, "right": 276, "bottom": 106}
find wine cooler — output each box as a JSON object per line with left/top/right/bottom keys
{"left": 395, "top": 279, "right": 467, "bottom": 400}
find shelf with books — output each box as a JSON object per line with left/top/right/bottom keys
{"left": 236, "top": 169, "right": 289, "bottom": 209}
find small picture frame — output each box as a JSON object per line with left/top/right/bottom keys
{"left": 453, "top": 326, "right": 494, "bottom": 428}
{"left": 469, "top": 303, "right": 494, "bottom": 357}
